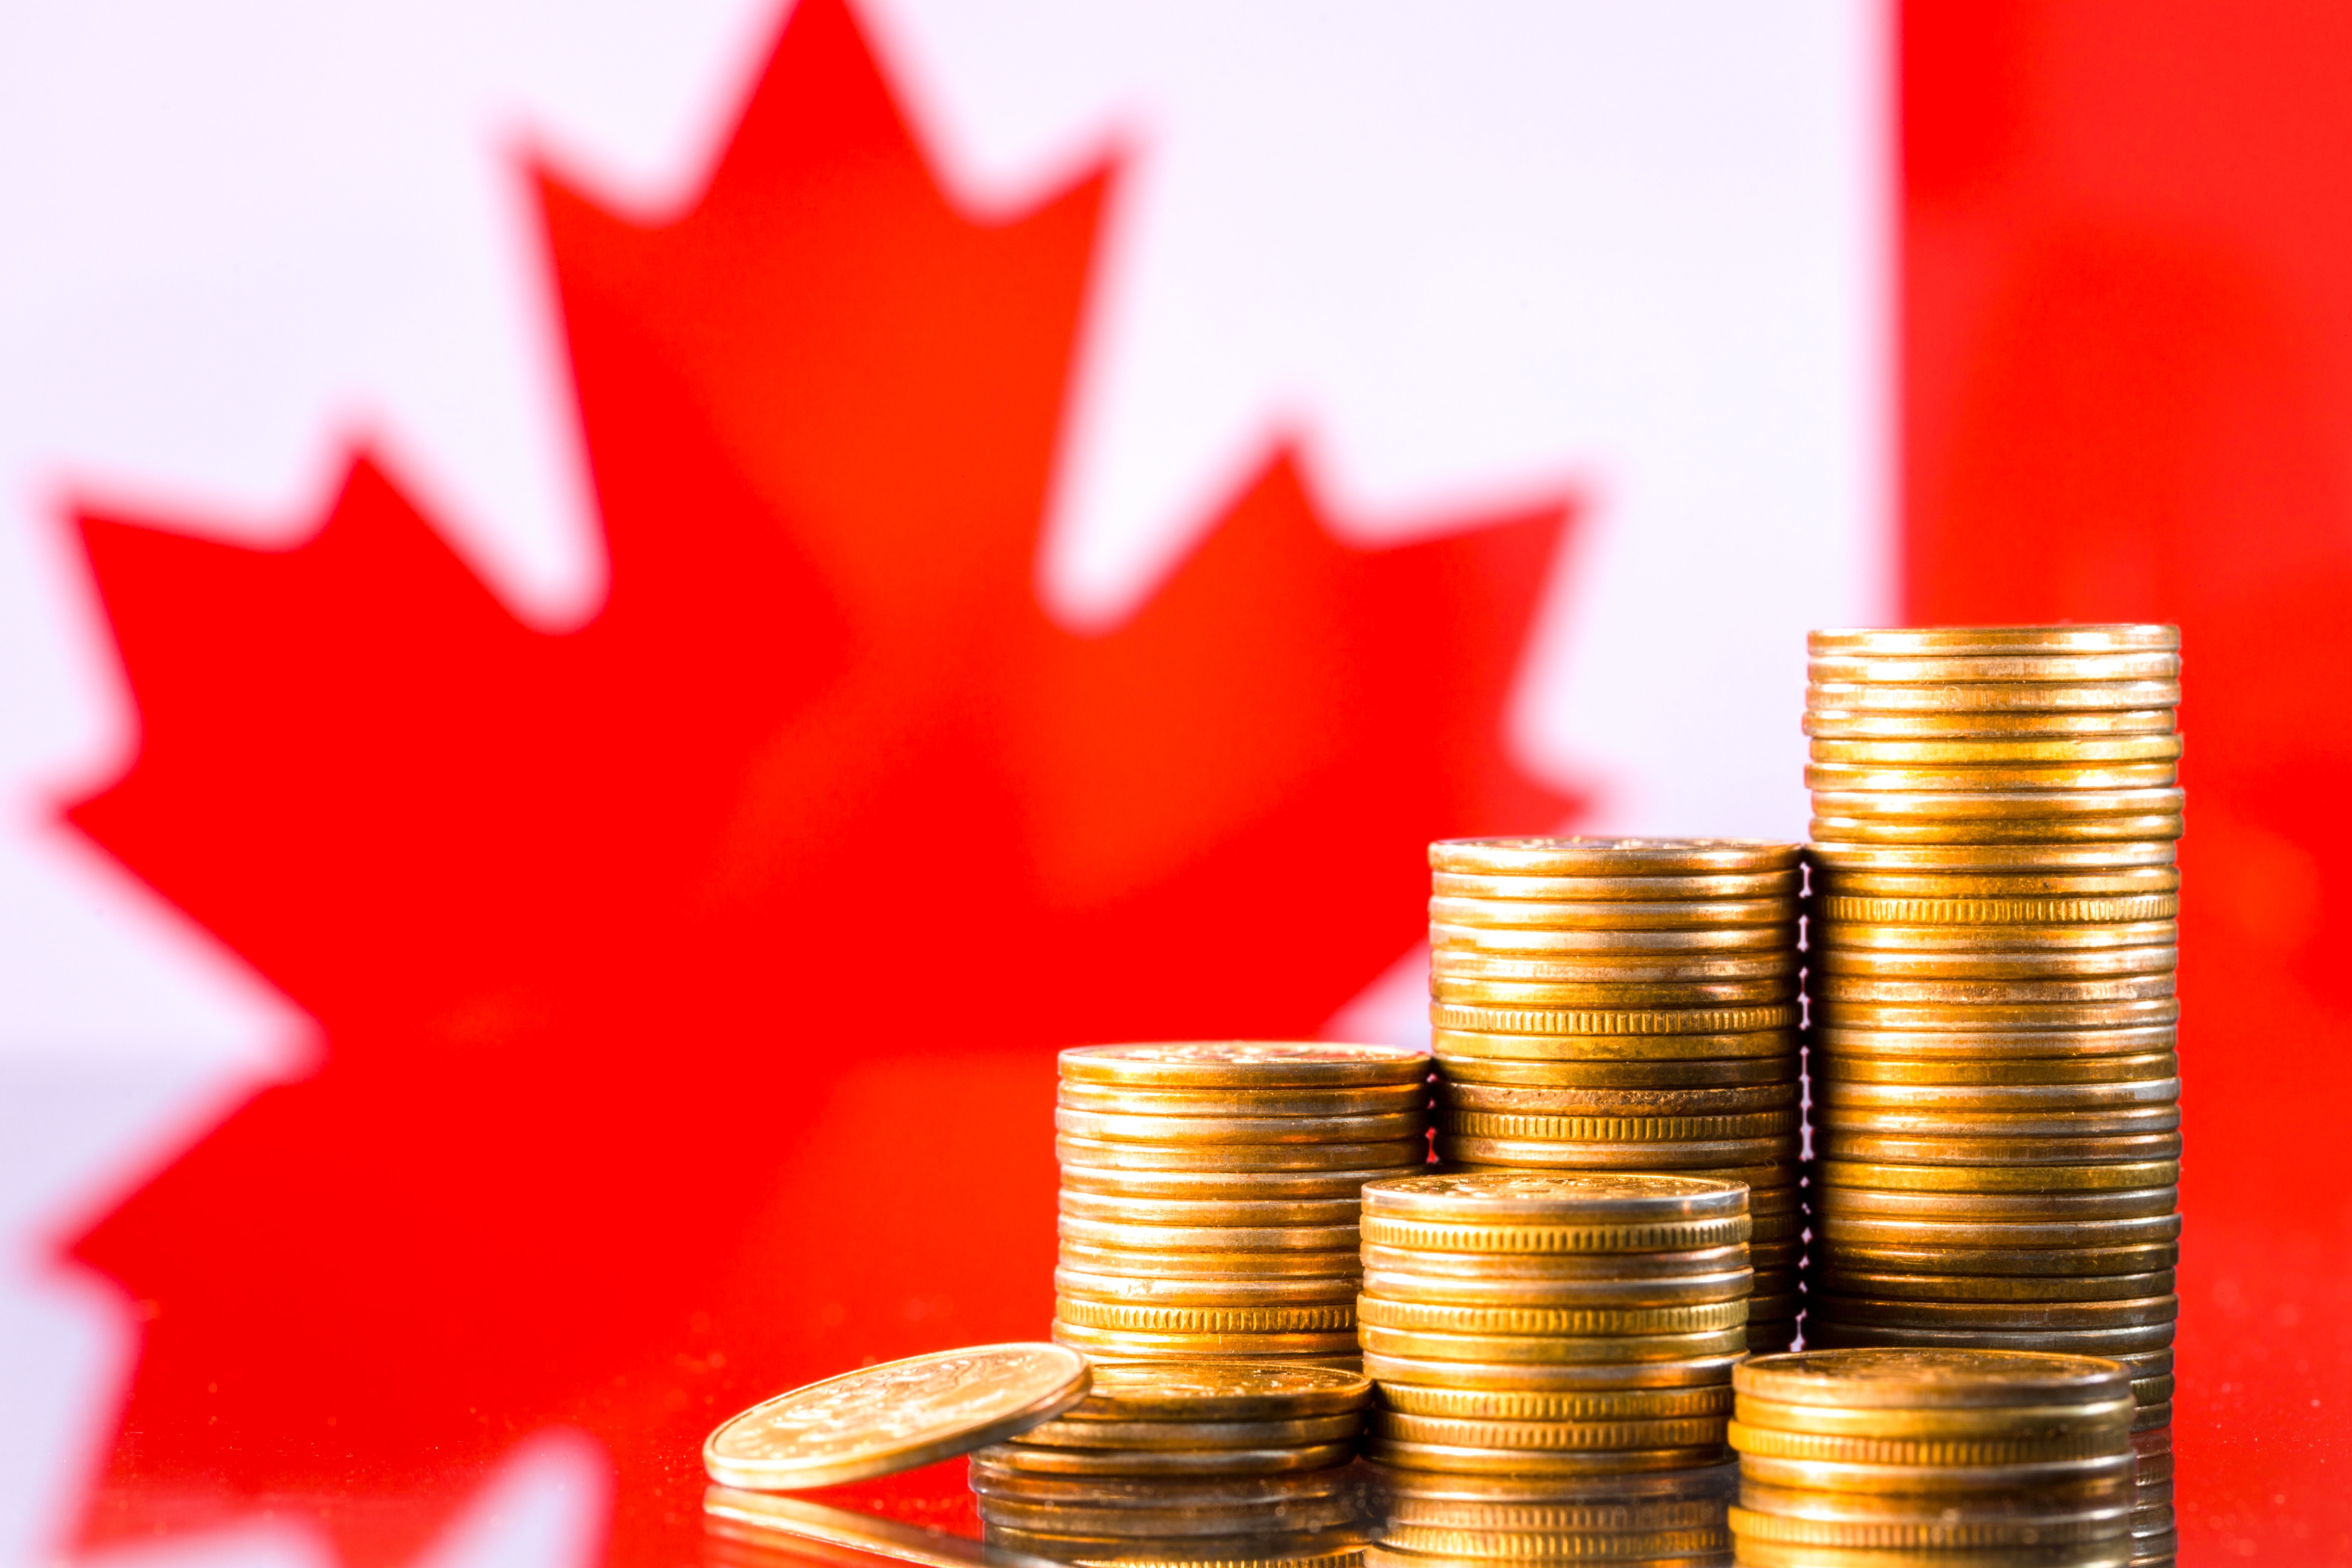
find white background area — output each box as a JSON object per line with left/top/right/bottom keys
{"left": 0, "top": 3, "right": 1888, "bottom": 1565}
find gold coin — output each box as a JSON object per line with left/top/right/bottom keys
{"left": 2134, "top": 1404, "right": 2173, "bottom": 1435}
{"left": 1817, "top": 1054, "right": 2177, "bottom": 1087}
{"left": 974, "top": 1439, "right": 1358, "bottom": 1477}
{"left": 1051, "top": 1322, "right": 1363, "bottom": 1358}
{"left": 1432, "top": 949, "right": 1799, "bottom": 983}
{"left": 1808, "top": 1270, "right": 2173, "bottom": 1305}
{"left": 1357, "top": 1324, "right": 1748, "bottom": 1364}
{"left": 1818, "top": 1079, "right": 2181, "bottom": 1114}
{"left": 974, "top": 1496, "right": 1360, "bottom": 1539}
{"left": 1431, "top": 977, "right": 1800, "bottom": 1009}
{"left": 2135, "top": 1375, "right": 2176, "bottom": 1407}
{"left": 1014, "top": 1413, "right": 1363, "bottom": 1450}
{"left": 1816, "top": 893, "right": 2178, "bottom": 927}
{"left": 1432, "top": 868, "right": 1801, "bottom": 902}
{"left": 1364, "top": 1351, "right": 1741, "bottom": 1392}
{"left": 1436, "top": 1052, "right": 1796, "bottom": 1088}
{"left": 981, "top": 1524, "right": 1369, "bottom": 1568}
{"left": 1816, "top": 1157, "right": 2185, "bottom": 1192}
{"left": 1806, "top": 678, "right": 2180, "bottom": 713}
{"left": 1808, "top": 733, "right": 2182, "bottom": 764}
{"left": 1737, "top": 1448, "right": 2137, "bottom": 1496}
{"left": 1814, "top": 1212, "right": 2183, "bottom": 1249}
{"left": 1817, "top": 1105, "right": 2180, "bottom": 1139}
{"left": 967, "top": 1457, "right": 1358, "bottom": 1504}
{"left": 1430, "top": 838, "right": 1803, "bottom": 877}
{"left": 1432, "top": 1133, "right": 1801, "bottom": 1171}
{"left": 1420, "top": 921, "right": 1787, "bottom": 959}
{"left": 1358, "top": 1297, "right": 1748, "bottom": 1337}
{"left": 1061, "top": 1042, "right": 1431, "bottom": 1089}
{"left": 1812, "top": 998, "right": 2180, "bottom": 1030}
{"left": 1435, "top": 1107, "right": 1798, "bottom": 1141}
{"left": 1807, "top": 624, "right": 2178, "bottom": 657}
{"left": 1807, "top": 760, "right": 2177, "bottom": 792}
{"left": 1374, "top": 1522, "right": 1729, "bottom": 1560}
{"left": 1061, "top": 1192, "right": 1367, "bottom": 1227}
{"left": 1810, "top": 1187, "right": 2177, "bottom": 1221}
{"left": 1813, "top": 948, "right": 2177, "bottom": 980}
{"left": 1437, "top": 1080, "right": 1800, "bottom": 1115}
{"left": 1817, "top": 1241, "right": 2176, "bottom": 1279}
{"left": 1732, "top": 1474, "right": 2134, "bottom": 1525}
{"left": 1361, "top": 1240, "right": 1749, "bottom": 1279}
{"left": 1056, "top": 1298, "right": 1357, "bottom": 1336}
{"left": 1058, "top": 1241, "right": 1362, "bottom": 1279}
{"left": 1431, "top": 1001, "right": 1800, "bottom": 1038}
{"left": 1812, "top": 865, "right": 2180, "bottom": 900}
{"left": 1810, "top": 813, "right": 2186, "bottom": 846}
{"left": 1798, "top": 1319, "right": 2175, "bottom": 1355}
{"left": 1726, "top": 1505, "right": 2132, "bottom": 1551}
{"left": 1813, "top": 1024, "right": 2177, "bottom": 1061}
{"left": 1363, "top": 1268, "right": 1752, "bottom": 1311}
{"left": 1812, "top": 1130, "right": 2182, "bottom": 1165}
{"left": 1363, "top": 1170, "right": 1749, "bottom": 1223}
{"left": 1056, "top": 1270, "right": 1361, "bottom": 1308}
{"left": 1730, "top": 1421, "right": 2127, "bottom": 1467}
{"left": 1059, "top": 1164, "right": 1421, "bottom": 1201}
{"left": 1059, "top": 1135, "right": 1430, "bottom": 1173}
{"left": 1361, "top": 1438, "right": 1726, "bottom": 1476}
{"left": 1803, "top": 707, "right": 2177, "bottom": 740}
{"left": 1433, "top": 1026, "right": 1798, "bottom": 1061}
{"left": 1734, "top": 1394, "right": 2133, "bottom": 1442}
{"left": 1359, "top": 1212, "right": 1751, "bottom": 1257}
{"left": 1429, "top": 894, "right": 1799, "bottom": 930}
{"left": 1374, "top": 1382, "right": 1733, "bottom": 1423}
{"left": 1807, "top": 648, "right": 2179, "bottom": 683}
{"left": 1059, "top": 1082, "right": 1431, "bottom": 1118}
{"left": 1371, "top": 1409, "right": 1726, "bottom": 1450}
{"left": 701, "top": 1343, "right": 1089, "bottom": 1490}
{"left": 1807, "top": 840, "right": 2177, "bottom": 872}
{"left": 1816, "top": 920, "right": 2177, "bottom": 954}
{"left": 1056, "top": 1107, "right": 1430, "bottom": 1146}
{"left": 1734, "top": 1346, "right": 2132, "bottom": 1408}
{"left": 1058, "top": 1216, "right": 1361, "bottom": 1252}
{"left": 1056, "top": 1360, "right": 1372, "bottom": 1421}
{"left": 1806, "top": 1295, "right": 2177, "bottom": 1331}
{"left": 1813, "top": 974, "right": 2176, "bottom": 1004}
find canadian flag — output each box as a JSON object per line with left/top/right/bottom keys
{"left": 0, "top": 3, "right": 2337, "bottom": 1566}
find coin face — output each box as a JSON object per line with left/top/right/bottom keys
{"left": 702, "top": 1343, "right": 1089, "bottom": 1490}
{"left": 1060, "top": 1041, "right": 1431, "bottom": 1088}
{"left": 1734, "top": 1348, "right": 2132, "bottom": 1409}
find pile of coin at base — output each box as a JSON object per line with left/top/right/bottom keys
{"left": 972, "top": 1361, "right": 1373, "bottom": 1567}
{"left": 1727, "top": 1348, "right": 2138, "bottom": 1567}
{"left": 1361, "top": 1462, "right": 1736, "bottom": 1568}
{"left": 1055, "top": 1043, "right": 1433, "bottom": 1365}
{"left": 1425, "top": 838, "right": 1805, "bottom": 1352}
{"left": 1801, "top": 625, "right": 2182, "bottom": 1484}
{"left": 1357, "top": 1171, "right": 1752, "bottom": 1477}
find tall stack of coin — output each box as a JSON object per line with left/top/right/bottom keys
{"left": 1056, "top": 1043, "right": 1433, "bottom": 1365}
{"left": 973, "top": 1361, "right": 1372, "bottom": 1567}
{"left": 1801, "top": 626, "right": 2181, "bottom": 1464}
{"left": 1357, "top": 1171, "right": 1751, "bottom": 1475}
{"left": 1425, "top": 839, "right": 1805, "bottom": 1352}
{"left": 1726, "top": 1348, "right": 2138, "bottom": 1566}
{"left": 1363, "top": 1462, "right": 1736, "bottom": 1568}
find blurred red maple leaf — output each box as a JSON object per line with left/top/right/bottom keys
{"left": 63, "top": 2, "right": 1568, "bottom": 1563}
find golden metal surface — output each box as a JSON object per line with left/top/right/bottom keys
{"left": 702, "top": 1343, "right": 1090, "bottom": 1490}
{"left": 1060, "top": 1042, "right": 1430, "bottom": 1089}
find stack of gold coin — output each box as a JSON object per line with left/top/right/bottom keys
{"left": 1056, "top": 1043, "right": 1433, "bottom": 1364}
{"left": 1727, "top": 1348, "right": 2138, "bottom": 1567}
{"left": 2130, "top": 1424, "right": 2173, "bottom": 1566}
{"left": 1357, "top": 1171, "right": 1751, "bottom": 1476}
{"left": 1424, "top": 839, "right": 1805, "bottom": 1352}
{"left": 1361, "top": 1462, "right": 1736, "bottom": 1568}
{"left": 972, "top": 1361, "right": 1372, "bottom": 1567}
{"left": 1801, "top": 625, "right": 2181, "bottom": 1456}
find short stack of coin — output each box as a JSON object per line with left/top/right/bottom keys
{"left": 1424, "top": 838, "right": 1805, "bottom": 1352}
{"left": 1357, "top": 1171, "right": 1752, "bottom": 1476}
{"left": 1056, "top": 1043, "right": 1433, "bottom": 1365}
{"left": 972, "top": 1361, "right": 1372, "bottom": 1567}
{"left": 1801, "top": 626, "right": 2181, "bottom": 1452}
{"left": 1727, "top": 1348, "right": 2138, "bottom": 1566}
{"left": 1361, "top": 1462, "right": 1736, "bottom": 1568}
{"left": 2130, "top": 1424, "right": 2173, "bottom": 1566}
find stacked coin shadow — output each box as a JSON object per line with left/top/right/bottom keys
{"left": 1727, "top": 1348, "right": 2139, "bottom": 1568}
{"left": 1424, "top": 838, "right": 1807, "bottom": 1352}
{"left": 1054, "top": 1043, "right": 1434, "bottom": 1365}
{"left": 1801, "top": 622, "right": 2181, "bottom": 1552}
{"left": 1361, "top": 1462, "right": 1736, "bottom": 1568}
{"left": 971, "top": 1360, "right": 1373, "bottom": 1567}
{"left": 1356, "top": 1171, "right": 1755, "bottom": 1478}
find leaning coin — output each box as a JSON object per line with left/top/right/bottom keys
{"left": 971, "top": 1440, "right": 1359, "bottom": 1477}
{"left": 1060, "top": 1041, "right": 1432, "bottom": 1089}
{"left": 702, "top": 1343, "right": 1089, "bottom": 1490}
